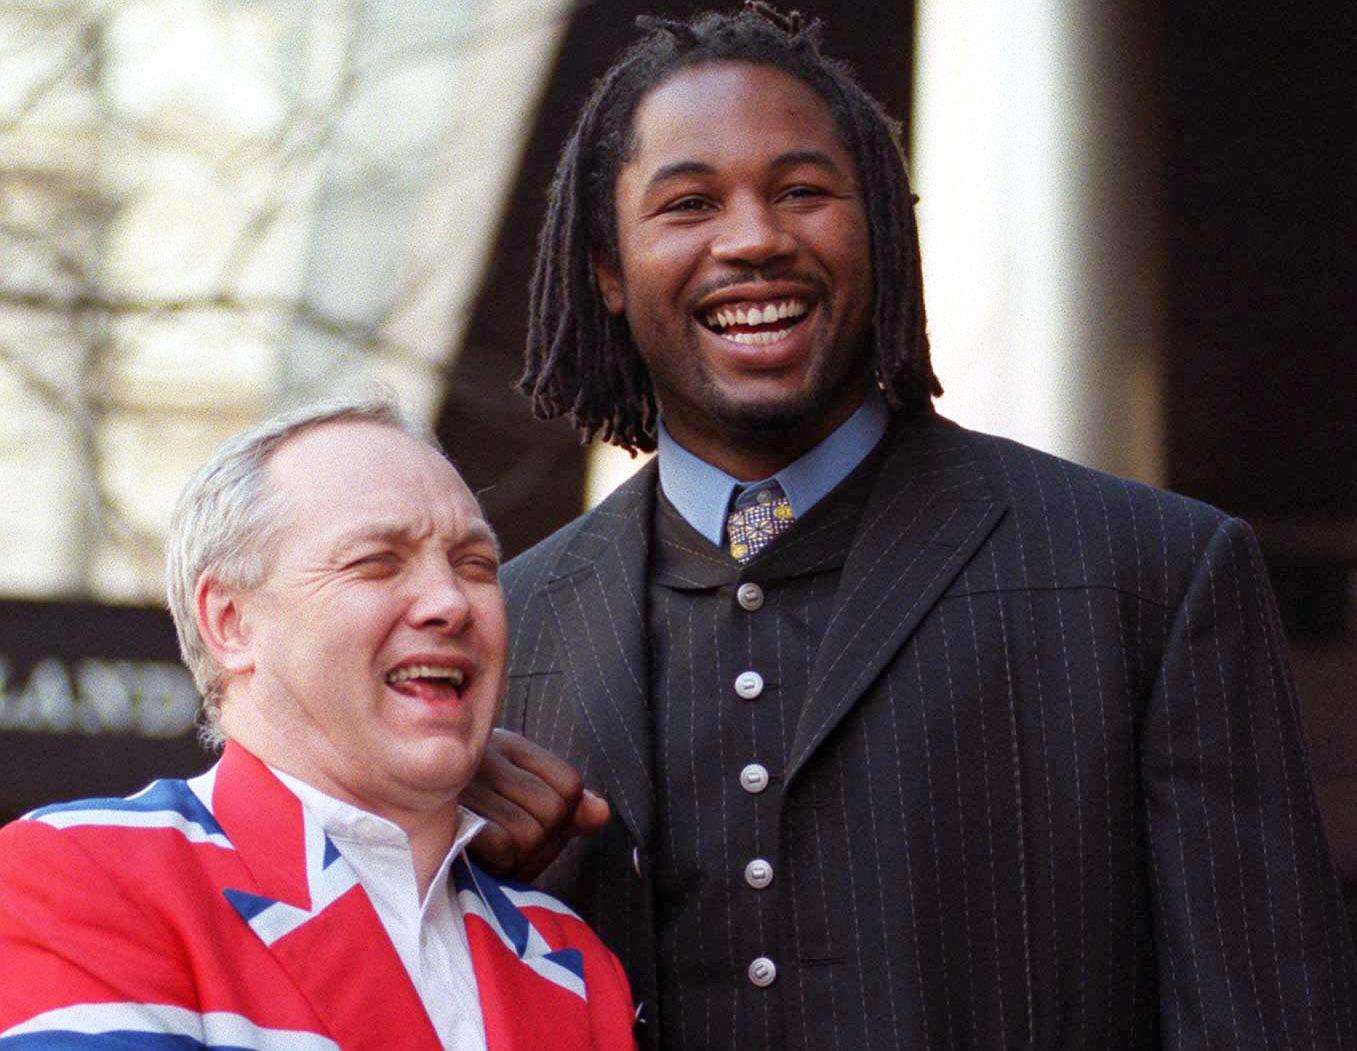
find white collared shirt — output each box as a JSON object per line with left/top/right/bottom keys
{"left": 271, "top": 770, "right": 488, "bottom": 1051}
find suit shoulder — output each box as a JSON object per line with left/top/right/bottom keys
{"left": 965, "top": 425, "right": 1224, "bottom": 531}
{"left": 0, "top": 781, "right": 206, "bottom": 909}
{"left": 501, "top": 457, "right": 657, "bottom": 611}
{"left": 502, "top": 512, "right": 592, "bottom": 601}
{"left": 941, "top": 422, "right": 1235, "bottom": 600}
{"left": 5, "top": 777, "right": 227, "bottom": 852}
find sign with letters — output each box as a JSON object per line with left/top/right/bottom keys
{"left": 0, "top": 655, "right": 199, "bottom": 738}
{"left": 0, "top": 599, "right": 210, "bottom": 821}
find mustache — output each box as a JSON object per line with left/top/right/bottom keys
{"left": 687, "top": 269, "right": 828, "bottom": 308}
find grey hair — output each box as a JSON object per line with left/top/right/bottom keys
{"left": 165, "top": 391, "right": 440, "bottom": 747}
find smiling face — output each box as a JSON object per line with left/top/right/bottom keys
{"left": 219, "top": 420, "right": 506, "bottom": 823}
{"left": 596, "top": 61, "right": 875, "bottom": 479}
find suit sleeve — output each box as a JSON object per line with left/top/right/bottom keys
{"left": 1141, "top": 516, "right": 1356, "bottom": 1048}
{"left": 0, "top": 819, "right": 200, "bottom": 1043}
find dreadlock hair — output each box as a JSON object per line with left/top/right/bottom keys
{"left": 519, "top": 1, "right": 942, "bottom": 453}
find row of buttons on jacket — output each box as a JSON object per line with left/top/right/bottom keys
{"left": 737, "top": 580, "right": 776, "bottom": 988}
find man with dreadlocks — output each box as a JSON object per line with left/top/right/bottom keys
{"left": 463, "top": 4, "right": 1355, "bottom": 1048}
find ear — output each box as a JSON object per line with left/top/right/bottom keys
{"left": 194, "top": 573, "right": 255, "bottom": 680}
{"left": 591, "top": 248, "right": 626, "bottom": 315}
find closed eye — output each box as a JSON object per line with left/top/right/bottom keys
{"left": 348, "top": 551, "right": 401, "bottom": 573}
{"left": 456, "top": 554, "right": 500, "bottom": 581}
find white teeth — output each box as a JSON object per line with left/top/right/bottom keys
{"left": 724, "top": 328, "right": 792, "bottom": 346}
{"left": 703, "top": 298, "right": 808, "bottom": 331}
{"left": 386, "top": 664, "right": 465, "bottom": 686}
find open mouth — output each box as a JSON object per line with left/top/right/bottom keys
{"left": 698, "top": 297, "right": 811, "bottom": 346}
{"left": 385, "top": 662, "right": 468, "bottom": 703}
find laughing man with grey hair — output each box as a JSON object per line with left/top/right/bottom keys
{"left": 164, "top": 395, "right": 434, "bottom": 742}
{"left": 0, "top": 396, "right": 637, "bottom": 1049}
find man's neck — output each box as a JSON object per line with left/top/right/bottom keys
{"left": 661, "top": 387, "right": 869, "bottom": 482}
{"left": 223, "top": 715, "right": 463, "bottom": 898}
{"left": 269, "top": 757, "right": 464, "bottom": 899}
{"left": 400, "top": 805, "right": 464, "bottom": 899}
{"left": 657, "top": 388, "right": 891, "bottom": 547}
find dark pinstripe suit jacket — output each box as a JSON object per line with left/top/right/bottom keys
{"left": 501, "top": 411, "right": 1355, "bottom": 1049}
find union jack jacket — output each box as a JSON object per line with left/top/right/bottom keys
{"left": 0, "top": 742, "right": 636, "bottom": 1050}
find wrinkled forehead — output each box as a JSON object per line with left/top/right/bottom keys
{"left": 262, "top": 420, "right": 489, "bottom": 547}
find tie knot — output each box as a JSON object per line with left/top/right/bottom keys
{"left": 733, "top": 481, "right": 784, "bottom": 511}
{"left": 726, "top": 481, "right": 795, "bottom": 563}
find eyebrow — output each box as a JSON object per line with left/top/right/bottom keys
{"left": 466, "top": 521, "right": 503, "bottom": 559}
{"left": 644, "top": 160, "right": 716, "bottom": 195}
{"left": 642, "top": 149, "right": 846, "bottom": 195}
{"left": 769, "top": 149, "right": 845, "bottom": 175}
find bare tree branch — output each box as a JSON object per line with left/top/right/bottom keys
{"left": 0, "top": 0, "right": 541, "bottom": 599}
{"left": 0, "top": 26, "right": 94, "bottom": 137}
{"left": 0, "top": 339, "right": 76, "bottom": 416}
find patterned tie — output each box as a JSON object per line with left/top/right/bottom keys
{"left": 725, "top": 481, "right": 796, "bottom": 563}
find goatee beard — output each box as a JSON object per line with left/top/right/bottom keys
{"left": 712, "top": 400, "right": 815, "bottom": 444}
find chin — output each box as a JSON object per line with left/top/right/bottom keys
{"left": 706, "top": 359, "right": 869, "bottom": 439}
{"left": 393, "top": 741, "right": 477, "bottom": 793}
{"left": 712, "top": 388, "right": 827, "bottom": 439}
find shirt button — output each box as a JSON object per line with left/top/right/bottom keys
{"left": 745, "top": 858, "right": 774, "bottom": 889}
{"left": 748, "top": 956, "right": 777, "bottom": 988}
{"left": 734, "top": 670, "right": 764, "bottom": 700}
{"left": 740, "top": 763, "right": 770, "bottom": 794}
{"left": 736, "top": 582, "right": 765, "bottom": 611}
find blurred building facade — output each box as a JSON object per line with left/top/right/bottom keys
{"left": 0, "top": 0, "right": 567, "bottom": 604}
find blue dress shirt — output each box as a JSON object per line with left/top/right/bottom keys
{"left": 656, "top": 390, "right": 890, "bottom": 547}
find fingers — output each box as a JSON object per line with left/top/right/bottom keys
{"left": 462, "top": 810, "right": 519, "bottom": 875}
{"left": 492, "top": 728, "right": 587, "bottom": 806}
{"left": 496, "top": 788, "right": 612, "bottom": 883}
{"left": 464, "top": 729, "right": 608, "bottom": 878}
{"left": 575, "top": 788, "right": 612, "bottom": 835}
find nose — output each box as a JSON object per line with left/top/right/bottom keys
{"left": 710, "top": 194, "right": 796, "bottom": 268}
{"left": 407, "top": 560, "right": 472, "bottom": 635}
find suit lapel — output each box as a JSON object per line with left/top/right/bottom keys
{"left": 212, "top": 743, "right": 441, "bottom": 1049}
{"left": 786, "top": 415, "right": 1008, "bottom": 785}
{"left": 454, "top": 858, "right": 593, "bottom": 1048}
{"left": 541, "top": 462, "right": 657, "bottom": 848}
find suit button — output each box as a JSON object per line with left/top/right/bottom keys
{"left": 748, "top": 956, "right": 777, "bottom": 987}
{"left": 632, "top": 846, "right": 642, "bottom": 877}
{"left": 734, "top": 670, "right": 764, "bottom": 699}
{"left": 736, "top": 582, "right": 765, "bottom": 610}
{"left": 740, "top": 763, "right": 770, "bottom": 794}
{"left": 744, "top": 858, "right": 774, "bottom": 889}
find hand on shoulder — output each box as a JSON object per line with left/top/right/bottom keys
{"left": 463, "top": 728, "right": 610, "bottom": 880}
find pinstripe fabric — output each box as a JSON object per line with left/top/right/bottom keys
{"left": 500, "top": 411, "right": 1356, "bottom": 1050}
{"left": 648, "top": 458, "right": 878, "bottom": 1051}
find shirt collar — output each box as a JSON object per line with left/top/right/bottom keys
{"left": 657, "top": 389, "right": 890, "bottom": 546}
{"left": 269, "top": 767, "right": 485, "bottom": 863}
